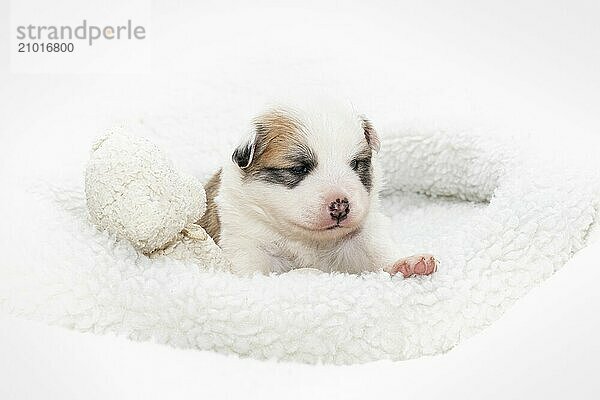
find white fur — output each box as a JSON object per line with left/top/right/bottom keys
{"left": 217, "top": 102, "right": 395, "bottom": 274}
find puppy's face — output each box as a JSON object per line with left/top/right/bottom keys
{"left": 232, "top": 105, "right": 380, "bottom": 242}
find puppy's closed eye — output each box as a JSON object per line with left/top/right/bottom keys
{"left": 288, "top": 165, "right": 311, "bottom": 175}
{"left": 350, "top": 158, "right": 371, "bottom": 171}
{"left": 253, "top": 164, "right": 312, "bottom": 189}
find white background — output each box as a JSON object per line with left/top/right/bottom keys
{"left": 1, "top": 1, "right": 600, "bottom": 399}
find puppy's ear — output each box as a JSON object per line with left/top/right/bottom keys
{"left": 360, "top": 116, "right": 380, "bottom": 153}
{"left": 231, "top": 132, "right": 257, "bottom": 169}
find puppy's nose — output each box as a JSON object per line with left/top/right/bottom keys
{"left": 329, "top": 197, "right": 350, "bottom": 222}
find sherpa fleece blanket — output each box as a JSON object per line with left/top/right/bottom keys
{"left": 1, "top": 116, "right": 599, "bottom": 364}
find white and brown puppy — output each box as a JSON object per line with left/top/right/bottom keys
{"left": 199, "top": 102, "right": 437, "bottom": 277}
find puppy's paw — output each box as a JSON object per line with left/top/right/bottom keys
{"left": 386, "top": 254, "right": 438, "bottom": 278}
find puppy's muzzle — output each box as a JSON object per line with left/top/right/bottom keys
{"left": 328, "top": 197, "right": 350, "bottom": 223}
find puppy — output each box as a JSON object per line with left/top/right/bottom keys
{"left": 199, "top": 101, "right": 437, "bottom": 277}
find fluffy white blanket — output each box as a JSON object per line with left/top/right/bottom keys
{"left": 1, "top": 119, "right": 598, "bottom": 364}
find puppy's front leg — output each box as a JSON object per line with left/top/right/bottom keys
{"left": 221, "top": 243, "right": 275, "bottom": 276}
{"left": 384, "top": 254, "right": 438, "bottom": 278}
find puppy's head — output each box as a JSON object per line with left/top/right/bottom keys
{"left": 231, "top": 103, "right": 380, "bottom": 241}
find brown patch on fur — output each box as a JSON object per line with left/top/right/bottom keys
{"left": 235, "top": 109, "right": 317, "bottom": 188}
{"left": 198, "top": 169, "right": 222, "bottom": 244}
{"left": 244, "top": 109, "right": 308, "bottom": 173}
